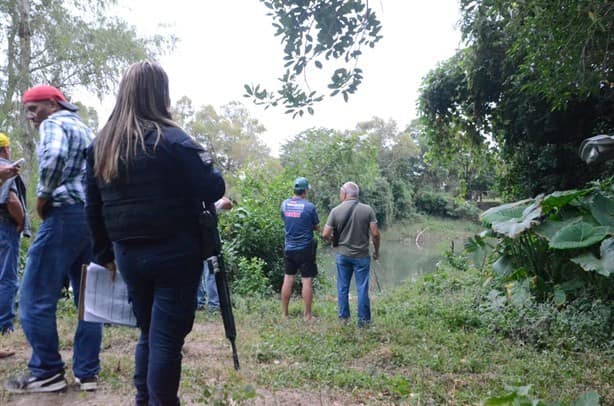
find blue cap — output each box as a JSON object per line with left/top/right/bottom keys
{"left": 294, "top": 177, "right": 310, "bottom": 191}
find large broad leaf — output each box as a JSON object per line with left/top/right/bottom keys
{"left": 590, "top": 192, "right": 614, "bottom": 226}
{"left": 534, "top": 212, "right": 599, "bottom": 242}
{"left": 574, "top": 238, "right": 614, "bottom": 276}
{"left": 571, "top": 391, "right": 600, "bottom": 406}
{"left": 480, "top": 198, "right": 533, "bottom": 227}
{"left": 491, "top": 199, "right": 543, "bottom": 238}
{"left": 541, "top": 189, "right": 586, "bottom": 214}
{"left": 550, "top": 221, "right": 609, "bottom": 249}
{"left": 572, "top": 253, "right": 604, "bottom": 275}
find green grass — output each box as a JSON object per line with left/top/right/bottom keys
{"left": 2, "top": 219, "right": 611, "bottom": 404}
{"left": 234, "top": 265, "right": 611, "bottom": 404}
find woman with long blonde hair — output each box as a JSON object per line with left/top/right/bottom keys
{"left": 85, "top": 61, "right": 225, "bottom": 405}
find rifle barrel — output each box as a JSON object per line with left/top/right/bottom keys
{"left": 209, "top": 254, "right": 240, "bottom": 370}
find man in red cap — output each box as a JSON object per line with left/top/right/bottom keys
{"left": 5, "top": 85, "right": 102, "bottom": 394}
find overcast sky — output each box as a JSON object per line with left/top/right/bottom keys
{"left": 91, "top": 0, "right": 461, "bottom": 155}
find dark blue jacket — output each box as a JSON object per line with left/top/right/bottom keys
{"left": 85, "top": 126, "right": 225, "bottom": 265}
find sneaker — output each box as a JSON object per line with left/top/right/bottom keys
{"left": 4, "top": 373, "right": 67, "bottom": 393}
{"left": 75, "top": 376, "right": 98, "bottom": 391}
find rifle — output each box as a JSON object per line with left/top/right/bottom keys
{"left": 207, "top": 254, "right": 240, "bottom": 370}
{"left": 199, "top": 206, "right": 240, "bottom": 370}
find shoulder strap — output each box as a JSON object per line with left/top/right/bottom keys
{"left": 337, "top": 200, "right": 359, "bottom": 238}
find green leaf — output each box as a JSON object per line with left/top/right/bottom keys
{"left": 541, "top": 189, "right": 585, "bottom": 214}
{"left": 553, "top": 286, "right": 566, "bottom": 305}
{"left": 534, "top": 211, "right": 598, "bottom": 241}
{"left": 511, "top": 384, "right": 533, "bottom": 397}
{"left": 570, "top": 239, "right": 613, "bottom": 276}
{"left": 492, "top": 255, "right": 515, "bottom": 278}
{"left": 571, "top": 253, "right": 604, "bottom": 274}
{"left": 490, "top": 200, "right": 542, "bottom": 238}
{"left": 571, "top": 391, "right": 600, "bottom": 406}
{"left": 509, "top": 278, "right": 531, "bottom": 306}
{"left": 600, "top": 238, "right": 614, "bottom": 275}
{"left": 590, "top": 192, "right": 614, "bottom": 226}
{"left": 550, "top": 222, "right": 609, "bottom": 249}
{"left": 483, "top": 392, "right": 517, "bottom": 405}
{"left": 558, "top": 279, "right": 585, "bottom": 292}
{"left": 480, "top": 199, "right": 533, "bottom": 227}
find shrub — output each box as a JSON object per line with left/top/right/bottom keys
{"left": 232, "top": 256, "right": 271, "bottom": 298}
{"left": 415, "top": 190, "right": 448, "bottom": 216}
{"left": 476, "top": 284, "right": 613, "bottom": 351}
{"left": 415, "top": 190, "right": 481, "bottom": 220}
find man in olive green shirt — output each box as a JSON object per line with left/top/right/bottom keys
{"left": 322, "top": 181, "right": 380, "bottom": 326}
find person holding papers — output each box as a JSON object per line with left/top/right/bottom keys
{"left": 85, "top": 61, "right": 225, "bottom": 406}
{"left": 0, "top": 133, "right": 28, "bottom": 338}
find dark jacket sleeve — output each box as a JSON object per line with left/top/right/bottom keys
{"left": 84, "top": 144, "right": 115, "bottom": 265}
{"left": 174, "top": 136, "right": 225, "bottom": 205}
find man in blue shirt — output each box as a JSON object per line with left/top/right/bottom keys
{"left": 280, "top": 177, "right": 320, "bottom": 321}
{"left": 5, "top": 85, "right": 102, "bottom": 394}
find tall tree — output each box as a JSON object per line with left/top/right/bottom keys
{"left": 175, "top": 99, "right": 274, "bottom": 176}
{"left": 419, "top": 0, "right": 613, "bottom": 199}
{"left": 0, "top": 0, "right": 174, "bottom": 178}
{"left": 353, "top": 117, "right": 420, "bottom": 220}
{"left": 279, "top": 127, "right": 391, "bottom": 223}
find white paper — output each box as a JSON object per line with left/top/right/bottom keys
{"left": 82, "top": 262, "right": 137, "bottom": 327}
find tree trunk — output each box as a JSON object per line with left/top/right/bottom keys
{"left": 16, "top": 0, "right": 34, "bottom": 183}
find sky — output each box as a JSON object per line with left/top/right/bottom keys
{"left": 90, "top": 1, "right": 462, "bottom": 155}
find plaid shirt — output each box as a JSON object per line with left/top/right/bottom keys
{"left": 37, "top": 110, "right": 94, "bottom": 206}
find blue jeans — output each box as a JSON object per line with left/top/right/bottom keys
{"left": 336, "top": 254, "right": 371, "bottom": 326}
{"left": 0, "top": 220, "right": 19, "bottom": 333}
{"left": 114, "top": 231, "right": 202, "bottom": 406}
{"left": 19, "top": 204, "right": 102, "bottom": 379}
{"left": 197, "top": 261, "right": 219, "bottom": 311}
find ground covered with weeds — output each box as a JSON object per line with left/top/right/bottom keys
{"left": 0, "top": 262, "right": 611, "bottom": 405}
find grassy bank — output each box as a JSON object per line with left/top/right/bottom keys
{"left": 1, "top": 258, "right": 610, "bottom": 404}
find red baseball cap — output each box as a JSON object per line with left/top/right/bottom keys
{"left": 22, "top": 85, "right": 78, "bottom": 112}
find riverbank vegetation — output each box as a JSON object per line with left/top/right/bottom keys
{"left": 2, "top": 219, "right": 610, "bottom": 404}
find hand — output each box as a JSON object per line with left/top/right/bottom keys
{"left": 0, "top": 164, "right": 18, "bottom": 181}
{"left": 36, "top": 197, "right": 49, "bottom": 220}
{"left": 215, "top": 196, "right": 233, "bottom": 211}
{"left": 105, "top": 261, "right": 117, "bottom": 282}
{"left": 372, "top": 252, "right": 379, "bottom": 260}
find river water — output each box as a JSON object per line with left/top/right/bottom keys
{"left": 317, "top": 222, "right": 480, "bottom": 290}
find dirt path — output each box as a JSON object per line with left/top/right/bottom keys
{"left": 1, "top": 318, "right": 355, "bottom": 405}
